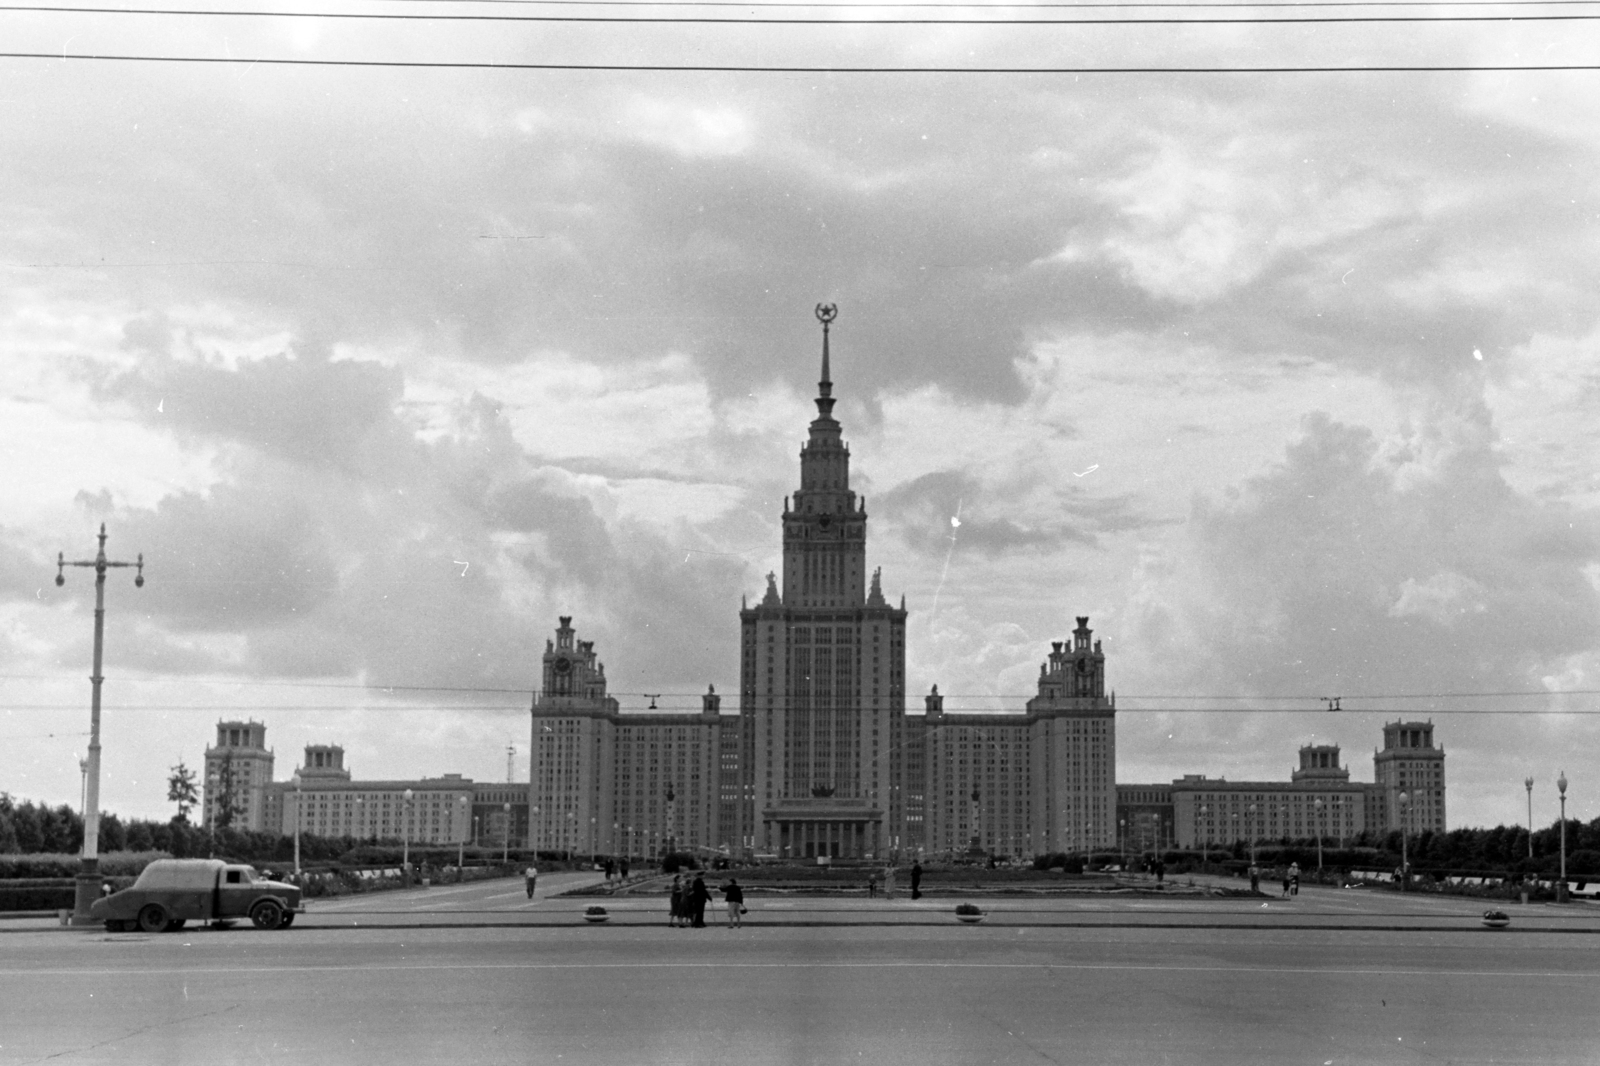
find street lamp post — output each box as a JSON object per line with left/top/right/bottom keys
{"left": 402, "top": 788, "right": 414, "bottom": 886}
{"left": 457, "top": 796, "right": 468, "bottom": 881}
{"left": 1314, "top": 798, "right": 1325, "bottom": 871}
{"left": 1525, "top": 776, "right": 1535, "bottom": 859}
{"left": 1246, "top": 803, "right": 1257, "bottom": 864}
{"left": 1557, "top": 771, "right": 1569, "bottom": 903}
{"left": 503, "top": 802, "right": 512, "bottom": 865}
{"left": 55, "top": 523, "right": 144, "bottom": 924}
{"left": 293, "top": 772, "right": 303, "bottom": 874}
{"left": 1398, "top": 791, "right": 1409, "bottom": 892}
{"left": 1198, "top": 805, "right": 1209, "bottom": 867}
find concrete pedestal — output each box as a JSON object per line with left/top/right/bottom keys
{"left": 69, "top": 859, "right": 103, "bottom": 927}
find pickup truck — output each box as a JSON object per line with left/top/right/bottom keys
{"left": 91, "top": 858, "right": 304, "bottom": 932}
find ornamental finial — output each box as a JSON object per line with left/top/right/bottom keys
{"left": 814, "top": 303, "right": 836, "bottom": 411}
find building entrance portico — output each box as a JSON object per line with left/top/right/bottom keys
{"left": 764, "top": 799, "right": 884, "bottom": 860}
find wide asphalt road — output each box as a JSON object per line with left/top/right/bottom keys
{"left": 3, "top": 880, "right": 1597, "bottom": 1066}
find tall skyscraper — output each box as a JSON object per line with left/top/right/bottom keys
{"left": 737, "top": 305, "right": 908, "bottom": 859}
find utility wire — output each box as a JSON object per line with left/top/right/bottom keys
{"left": 227, "top": 0, "right": 1600, "bottom": 8}
{"left": 7, "top": 3, "right": 1600, "bottom": 22}
{"left": 4, "top": 674, "right": 1594, "bottom": 701}
{"left": 2, "top": 703, "right": 1596, "bottom": 714}
{"left": 4, "top": 52, "right": 1598, "bottom": 70}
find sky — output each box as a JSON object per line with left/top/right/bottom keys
{"left": 1, "top": 1, "right": 1597, "bottom": 831}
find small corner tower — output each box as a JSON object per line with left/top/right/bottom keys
{"left": 1374, "top": 720, "right": 1445, "bottom": 833}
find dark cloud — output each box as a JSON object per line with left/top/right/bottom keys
{"left": 105, "top": 338, "right": 412, "bottom": 478}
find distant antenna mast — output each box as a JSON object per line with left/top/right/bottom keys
{"left": 507, "top": 743, "right": 515, "bottom": 783}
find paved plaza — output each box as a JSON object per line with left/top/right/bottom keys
{"left": 3, "top": 874, "right": 1597, "bottom": 1065}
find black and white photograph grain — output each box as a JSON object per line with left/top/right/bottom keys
{"left": 1, "top": 2, "right": 1597, "bottom": 1063}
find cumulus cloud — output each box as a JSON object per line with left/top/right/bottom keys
{"left": 1388, "top": 571, "right": 1490, "bottom": 626}
{"left": 4, "top": 14, "right": 1599, "bottom": 826}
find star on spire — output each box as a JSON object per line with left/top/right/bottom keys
{"left": 814, "top": 303, "right": 837, "bottom": 420}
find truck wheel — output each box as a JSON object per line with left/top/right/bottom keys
{"left": 137, "top": 905, "right": 169, "bottom": 933}
{"left": 250, "top": 900, "right": 284, "bottom": 930}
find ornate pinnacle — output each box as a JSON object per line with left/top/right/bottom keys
{"left": 814, "top": 303, "right": 837, "bottom": 416}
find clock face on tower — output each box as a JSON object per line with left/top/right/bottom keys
{"left": 552, "top": 657, "right": 571, "bottom": 675}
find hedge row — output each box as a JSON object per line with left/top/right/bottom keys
{"left": 0, "top": 851, "right": 169, "bottom": 880}
{"left": 0, "top": 884, "right": 74, "bottom": 911}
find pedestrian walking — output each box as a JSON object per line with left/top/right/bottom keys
{"left": 525, "top": 864, "right": 538, "bottom": 899}
{"left": 620, "top": 859, "right": 629, "bottom": 880}
{"left": 867, "top": 871, "right": 878, "bottom": 898}
{"left": 1289, "top": 861, "right": 1301, "bottom": 896}
{"left": 910, "top": 862, "right": 923, "bottom": 900}
{"left": 721, "top": 878, "right": 745, "bottom": 927}
{"left": 689, "top": 874, "right": 711, "bottom": 927}
{"left": 883, "top": 864, "right": 896, "bottom": 900}
{"left": 669, "top": 874, "right": 684, "bottom": 927}
{"left": 1248, "top": 862, "right": 1260, "bottom": 894}
{"left": 1281, "top": 867, "right": 1292, "bottom": 897}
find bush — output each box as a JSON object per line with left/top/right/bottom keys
{"left": 954, "top": 902, "right": 983, "bottom": 915}
{"left": 661, "top": 852, "right": 699, "bottom": 873}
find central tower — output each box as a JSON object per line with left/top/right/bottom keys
{"left": 782, "top": 303, "right": 867, "bottom": 610}
{"left": 738, "top": 306, "right": 908, "bottom": 859}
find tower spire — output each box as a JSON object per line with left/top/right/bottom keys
{"left": 814, "top": 303, "right": 837, "bottom": 420}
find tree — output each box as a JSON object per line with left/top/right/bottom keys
{"left": 11, "top": 803, "right": 43, "bottom": 853}
{"left": 212, "top": 752, "right": 245, "bottom": 830}
{"left": 167, "top": 761, "right": 199, "bottom": 824}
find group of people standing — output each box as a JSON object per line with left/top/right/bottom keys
{"left": 865, "top": 862, "right": 925, "bottom": 900}
{"left": 1246, "top": 861, "right": 1301, "bottom": 896}
{"left": 669, "top": 874, "right": 745, "bottom": 928}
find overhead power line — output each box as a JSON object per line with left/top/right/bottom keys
{"left": 4, "top": 673, "right": 1595, "bottom": 701}
{"left": 1, "top": 703, "right": 1597, "bottom": 714}
{"left": 234, "top": 0, "right": 1600, "bottom": 8}
{"left": 3, "top": 52, "right": 1598, "bottom": 71}
{"left": 7, "top": 3, "right": 1600, "bottom": 22}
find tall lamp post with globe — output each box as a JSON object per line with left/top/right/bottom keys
{"left": 55, "top": 524, "right": 144, "bottom": 925}
{"left": 1557, "top": 771, "right": 1569, "bottom": 903}
{"left": 1397, "top": 791, "right": 1409, "bottom": 892}
{"left": 1525, "top": 776, "right": 1535, "bottom": 859}
{"left": 1314, "top": 798, "right": 1325, "bottom": 872}
{"left": 292, "top": 772, "right": 303, "bottom": 874}
{"left": 401, "top": 788, "right": 414, "bottom": 887}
